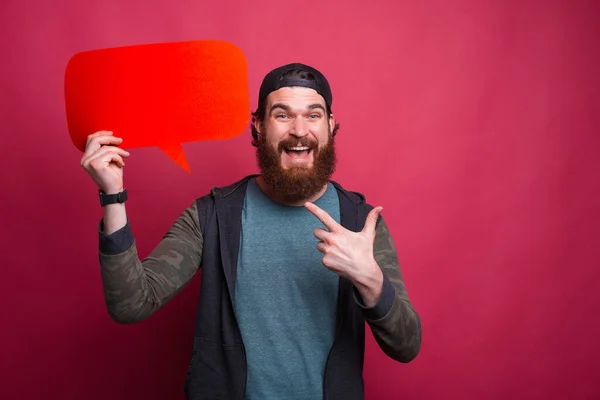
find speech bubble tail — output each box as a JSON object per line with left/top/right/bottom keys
{"left": 158, "top": 143, "right": 191, "bottom": 173}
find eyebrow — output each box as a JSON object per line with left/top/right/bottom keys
{"left": 307, "top": 104, "right": 326, "bottom": 112}
{"left": 269, "top": 103, "right": 326, "bottom": 115}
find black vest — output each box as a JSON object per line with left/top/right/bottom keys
{"left": 185, "top": 175, "right": 375, "bottom": 400}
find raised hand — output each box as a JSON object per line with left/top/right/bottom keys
{"left": 304, "top": 201, "right": 384, "bottom": 289}
{"left": 80, "top": 131, "right": 130, "bottom": 194}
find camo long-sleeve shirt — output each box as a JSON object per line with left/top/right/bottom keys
{"left": 97, "top": 200, "right": 422, "bottom": 363}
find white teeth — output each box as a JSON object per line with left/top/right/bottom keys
{"left": 288, "top": 146, "right": 310, "bottom": 151}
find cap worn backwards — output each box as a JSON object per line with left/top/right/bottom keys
{"left": 258, "top": 63, "right": 333, "bottom": 109}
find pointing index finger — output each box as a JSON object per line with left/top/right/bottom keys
{"left": 304, "top": 202, "right": 341, "bottom": 232}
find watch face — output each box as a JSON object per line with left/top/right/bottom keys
{"left": 117, "top": 190, "right": 128, "bottom": 202}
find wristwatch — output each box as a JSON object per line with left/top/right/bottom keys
{"left": 99, "top": 189, "right": 128, "bottom": 206}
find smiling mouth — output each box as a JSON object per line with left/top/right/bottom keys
{"left": 283, "top": 146, "right": 312, "bottom": 159}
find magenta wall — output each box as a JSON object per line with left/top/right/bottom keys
{"left": 1, "top": 0, "right": 599, "bottom": 399}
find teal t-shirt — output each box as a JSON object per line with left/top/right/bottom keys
{"left": 234, "top": 178, "right": 341, "bottom": 400}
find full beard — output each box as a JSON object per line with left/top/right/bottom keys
{"left": 256, "top": 133, "right": 337, "bottom": 203}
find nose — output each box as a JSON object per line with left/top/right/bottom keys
{"left": 289, "top": 116, "right": 308, "bottom": 138}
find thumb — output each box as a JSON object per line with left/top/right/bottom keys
{"left": 363, "top": 206, "right": 383, "bottom": 237}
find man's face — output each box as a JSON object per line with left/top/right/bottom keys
{"left": 255, "top": 86, "right": 337, "bottom": 202}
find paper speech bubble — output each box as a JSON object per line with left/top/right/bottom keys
{"left": 64, "top": 40, "right": 250, "bottom": 173}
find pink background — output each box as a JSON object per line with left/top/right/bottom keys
{"left": 1, "top": 0, "right": 599, "bottom": 399}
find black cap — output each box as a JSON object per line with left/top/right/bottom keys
{"left": 258, "top": 63, "right": 333, "bottom": 109}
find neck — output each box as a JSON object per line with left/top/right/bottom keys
{"left": 255, "top": 176, "right": 328, "bottom": 206}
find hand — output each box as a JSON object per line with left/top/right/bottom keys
{"left": 80, "top": 130, "right": 130, "bottom": 194}
{"left": 304, "top": 201, "right": 384, "bottom": 284}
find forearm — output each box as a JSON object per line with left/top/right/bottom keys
{"left": 355, "top": 217, "right": 422, "bottom": 363}
{"left": 100, "top": 241, "right": 162, "bottom": 323}
{"left": 102, "top": 203, "right": 127, "bottom": 234}
{"left": 352, "top": 261, "right": 384, "bottom": 308}
{"left": 98, "top": 202, "right": 203, "bottom": 323}
{"left": 366, "top": 282, "right": 422, "bottom": 363}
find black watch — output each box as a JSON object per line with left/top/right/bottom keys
{"left": 99, "top": 189, "right": 128, "bottom": 206}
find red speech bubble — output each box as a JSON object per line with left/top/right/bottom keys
{"left": 64, "top": 40, "right": 250, "bottom": 173}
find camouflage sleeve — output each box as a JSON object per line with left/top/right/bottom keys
{"left": 353, "top": 216, "right": 422, "bottom": 363}
{"left": 97, "top": 201, "right": 203, "bottom": 324}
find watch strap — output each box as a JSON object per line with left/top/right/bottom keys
{"left": 99, "top": 189, "right": 128, "bottom": 206}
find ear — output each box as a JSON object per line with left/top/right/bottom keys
{"left": 328, "top": 113, "right": 335, "bottom": 132}
{"left": 254, "top": 117, "right": 263, "bottom": 135}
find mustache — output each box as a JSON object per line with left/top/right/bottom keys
{"left": 277, "top": 137, "right": 318, "bottom": 152}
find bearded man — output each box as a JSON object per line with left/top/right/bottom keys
{"left": 80, "top": 63, "right": 421, "bottom": 400}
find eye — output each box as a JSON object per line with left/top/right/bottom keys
{"left": 276, "top": 114, "right": 289, "bottom": 119}
{"left": 308, "top": 114, "right": 320, "bottom": 119}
